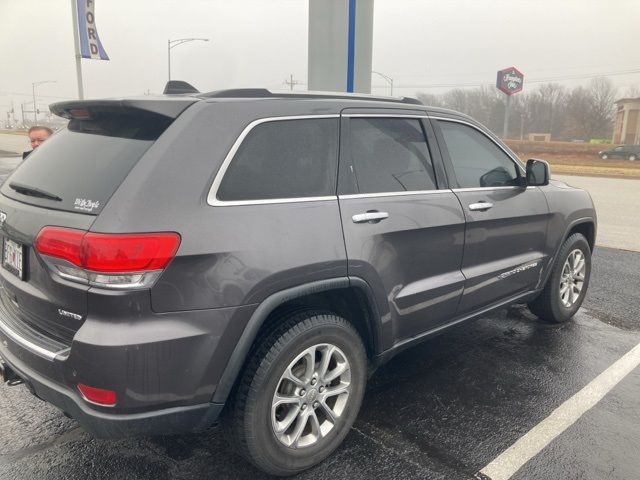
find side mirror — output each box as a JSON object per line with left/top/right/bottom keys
{"left": 526, "top": 159, "right": 550, "bottom": 186}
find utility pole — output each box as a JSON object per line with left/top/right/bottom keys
{"left": 32, "top": 80, "right": 56, "bottom": 123}
{"left": 284, "top": 74, "right": 300, "bottom": 91}
{"left": 32, "top": 84, "right": 37, "bottom": 123}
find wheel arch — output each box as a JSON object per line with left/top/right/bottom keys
{"left": 212, "top": 277, "right": 382, "bottom": 403}
{"left": 566, "top": 220, "right": 595, "bottom": 252}
{"left": 539, "top": 217, "right": 596, "bottom": 289}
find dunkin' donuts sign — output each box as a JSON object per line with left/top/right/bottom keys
{"left": 496, "top": 67, "right": 524, "bottom": 95}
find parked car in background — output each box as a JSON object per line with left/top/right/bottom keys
{"left": 599, "top": 144, "right": 640, "bottom": 160}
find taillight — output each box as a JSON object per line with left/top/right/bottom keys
{"left": 35, "top": 227, "right": 181, "bottom": 289}
{"left": 77, "top": 383, "right": 117, "bottom": 407}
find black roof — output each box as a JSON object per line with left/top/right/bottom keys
{"left": 163, "top": 80, "right": 422, "bottom": 105}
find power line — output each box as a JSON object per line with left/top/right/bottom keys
{"left": 374, "top": 68, "right": 640, "bottom": 90}
{"left": 0, "top": 91, "right": 71, "bottom": 100}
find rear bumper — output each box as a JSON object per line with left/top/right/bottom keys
{"left": 0, "top": 287, "right": 257, "bottom": 438}
{"left": 0, "top": 344, "right": 224, "bottom": 438}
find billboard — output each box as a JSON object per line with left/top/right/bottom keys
{"left": 496, "top": 67, "right": 524, "bottom": 95}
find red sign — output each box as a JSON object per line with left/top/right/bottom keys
{"left": 496, "top": 67, "right": 524, "bottom": 95}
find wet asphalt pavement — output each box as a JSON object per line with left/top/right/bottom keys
{"left": 0, "top": 246, "right": 638, "bottom": 480}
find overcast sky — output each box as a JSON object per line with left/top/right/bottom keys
{"left": 1, "top": 0, "right": 640, "bottom": 120}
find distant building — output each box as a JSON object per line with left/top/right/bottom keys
{"left": 528, "top": 133, "right": 551, "bottom": 142}
{"left": 613, "top": 98, "right": 640, "bottom": 144}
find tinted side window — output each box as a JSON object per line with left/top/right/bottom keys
{"left": 217, "top": 118, "right": 338, "bottom": 201}
{"left": 349, "top": 118, "right": 437, "bottom": 193}
{"left": 438, "top": 121, "right": 519, "bottom": 188}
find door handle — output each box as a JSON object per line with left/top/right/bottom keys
{"left": 352, "top": 211, "right": 389, "bottom": 224}
{"left": 468, "top": 202, "right": 494, "bottom": 211}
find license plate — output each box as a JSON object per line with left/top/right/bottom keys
{"left": 3, "top": 238, "right": 24, "bottom": 280}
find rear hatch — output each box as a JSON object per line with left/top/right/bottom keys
{"left": 0, "top": 98, "right": 195, "bottom": 357}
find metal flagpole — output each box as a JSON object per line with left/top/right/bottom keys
{"left": 70, "top": 0, "right": 85, "bottom": 99}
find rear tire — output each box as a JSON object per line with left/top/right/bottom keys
{"left": 600, "top": 154, "right": 608, "bottom": 160}
{"left": 528, "top": 233, "right": 591, "bottom": 323}
{"left": 629, "top": 154, "right": 637, "bottom": 161}
{"left": 223, "top": 310, "right": 367, "bottom": 476}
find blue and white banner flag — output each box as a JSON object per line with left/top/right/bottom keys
{"left": 76, "top": 0, "right": 109, "bottom": 60}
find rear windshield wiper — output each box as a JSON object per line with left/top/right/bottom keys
{"left": 9, "top": 182, "right": 62, "bottom": 202}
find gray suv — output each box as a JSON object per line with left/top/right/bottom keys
{"left": 0, "top": 86, "right": 596, "bottom": 476}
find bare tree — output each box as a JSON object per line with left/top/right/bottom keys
{"left": 415, "top": 76, "right": 617, "bottom": 141}
{"left": 415, "top": 92, "right": 444, "bottom": 107}
{"left": 566, "top": 77, "right": 617, "bottom": 140}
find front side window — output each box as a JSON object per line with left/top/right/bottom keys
{"left": 217, "top": 118, "right": 338, "bottom": 201}
{"left": 437, "top": 121, "right": 520, "bottom": 188}
{"left": 349, "top": 118, "right": 437, "bottom": 193}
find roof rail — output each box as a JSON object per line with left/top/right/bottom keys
{"left": 199, "top": 88, "right": 423, "bottom": 105}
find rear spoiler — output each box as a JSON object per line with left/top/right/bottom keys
{"left": 50, "top": 97, "right": 198, "bottom": 120}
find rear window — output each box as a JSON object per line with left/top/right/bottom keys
{"left": 1, "top": 112, "right": 172, "bottom": 215}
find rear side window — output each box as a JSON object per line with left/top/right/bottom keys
{"left": 216, "top": 118, "right": 338, "bottom": 202}
{"left": 1, "top": 112, "right": 172, "bottom": 215}
{"left": 349, "top": 118, "right": 437, "bottom": 193}
{"left": 437, "top": 120, "right": 519, "bottom": 188}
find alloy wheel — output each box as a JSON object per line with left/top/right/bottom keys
{"left": 559, "top": 249, "right": 586, "bottom": 308}
{"left": 271, "top": 343, "right": 351, "bottom": 449}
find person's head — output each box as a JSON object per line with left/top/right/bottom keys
{"left": 28, "top": 126, "right": 53, "bottom": 150}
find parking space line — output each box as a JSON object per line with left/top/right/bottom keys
{"left": 479, "top": 341, "right": 640, "bottom": 480}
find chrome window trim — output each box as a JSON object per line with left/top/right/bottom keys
{"left": 451, "top": 186, "right": 536, "bottom": 193}
{"left": 339, "top": 189, "right": 450, "bottom": 200}
{"left": 207, "top": 114, "right": 340, "bottom": 207}
{"left": 428, "top": 115, "right": 526, "bottom": 174}
{"left": 0, "top": 316, "right": 69, "bottom": 361}
{"left": 211, "top": 196, "right": 337, "bottom": 207}
{"left": 342, "top": 113, "right": 428, "bottom": 118}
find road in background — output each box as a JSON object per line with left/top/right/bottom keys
{"left": 553, "top": 174, "right": 639, "bottom": 252}
{"left": 0, "top": 132, "right": 28, "bottom": 155}
{"left": 0, "top": 133, "right": 26, "bottom": 178}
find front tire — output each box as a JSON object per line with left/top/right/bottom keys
{"left": 528, "top": 233, "right": 591, "bottom": 323}
{"left": 223, "top": 310, "right": 367, "bottom": 476}
{"left": 600, "top": 154, "right": 608, "bottom": 160}
{"left": 629, "top": 154, "right": 637, "bottom": 161}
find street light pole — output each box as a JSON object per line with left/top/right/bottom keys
{"left": 167, "top": 38, "right": 210, "bottom": 82}
{"left": 372, "top": 70, "right": 394, "bottom": 96}
{"left": 31, "top": 80, "right": 56, "bottom": 123}
{"left": 32, "top": 84, "right": 36, "bottom": 123}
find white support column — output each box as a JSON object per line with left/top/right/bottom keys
{"left": 308, "top": 0, "right": 374, "bottom": 94}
